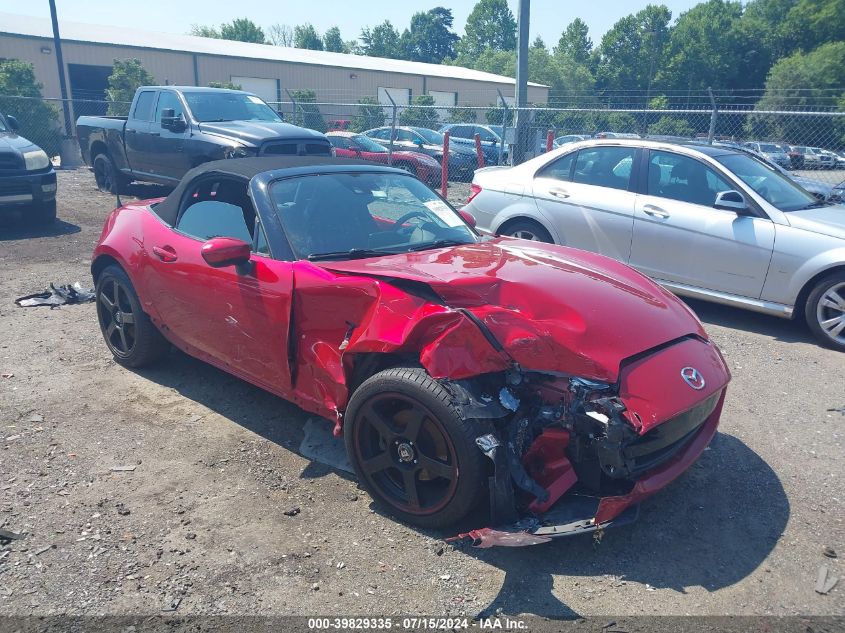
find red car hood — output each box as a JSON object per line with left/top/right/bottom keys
{"left": 320, "top": 238, "right": 707, "bottom": 382}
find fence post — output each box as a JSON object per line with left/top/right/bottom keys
{"left": 441, "top": 130, "right": 450, "bottom": 199}
{"left": 707, "top": 87, "right": 718, "bottom": 145}
{"left": 496, "top": 89, "right": 508, "bottom": 166}
{"left": 474, "top": 133, "right": 485, "bottom": 168}
{"left": 285, "top": 88, "right": 298, "bottom": 124}
{"left": 546, "top": 129, "right": 554, "bottom": 153}
{"left": 385, "top": 91, "right": 397, "bottom": 167}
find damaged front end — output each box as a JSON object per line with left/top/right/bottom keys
{"left": 445, "top": 336, "right": 729, "bottom": 548}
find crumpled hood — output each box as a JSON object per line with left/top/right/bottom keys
{"left": 321, "top": 238, "right": 707, "bottom": 382}
{"left": 197, "top": 120, "right": 329, "bottom": 146}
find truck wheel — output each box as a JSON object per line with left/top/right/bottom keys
{"left": 31, "top": 200, "right": 57, "bottom": 225}
{"left": 344, "top": 367, "right": 488, "bottom": 529}
{"left": 805, "top": 271, "right": 845, "bottom": 352}
{"left": 93, "top": 153, "right": 128, "bottom": 195}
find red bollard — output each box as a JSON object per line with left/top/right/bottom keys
{"left": 546, "top": 129, "right": 554, "bottom": 153}
{"left": 474, "top": 133, "right": 486, "bottom": 168}
{"left": 441, "top": 130, "right": 450, "bottom": 198}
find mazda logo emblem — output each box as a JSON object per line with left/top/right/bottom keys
{"left": 681, "top": 367, "right": 706, "bottom": 390}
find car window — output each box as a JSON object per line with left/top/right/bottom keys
{"left": 715, "top": 153, "right": 819, "bottom": 212}
{"left": 132, "top": 91, "right": 156, "bottom": 121}
{"left": 647, "top": 151, "right": 732, "bottom": 206}
{"left": 329, "top": 136, "right": 350, "bottom": 149}
{"left": 538, "top": 152, "right": 575, "bottom": 181}
{"left": 255, "top": 222, "right": 270, "bottom": 255}
{"left": 369, "top": 129, "right": 389, "bottom": 140}
{"left": 177, "top": 179, "right": 255, "bottom": 244}
{"left": 478, "top": 128, "right": 497, "bottom": 142}
{"left": 572, "top": 147, "right": 636, "bottom": 191}
{"left": 396, "top": 129, "right": 415, "bottom": 142}
{"left": 154, "top": 91, "right": 183, "bottom": 122}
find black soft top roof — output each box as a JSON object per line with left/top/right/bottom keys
{"left": 153, "top": 156, "right": 386, "bottom": 225}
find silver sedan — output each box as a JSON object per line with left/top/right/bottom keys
{"left": 464, "top": 139, "right": 845, "bottom": 351}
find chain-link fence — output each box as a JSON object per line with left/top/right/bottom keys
{"left": 2, "top": 93, "right": 843, "bottom": 205}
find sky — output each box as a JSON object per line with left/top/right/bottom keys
{"left": 11, "top": 1, "right": 703, "bottom": 48}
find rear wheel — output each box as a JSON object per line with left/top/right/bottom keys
{"left": 96, "top": 265, "right": 170, "bottom": 367}
{"left": 31, "top": 200, "right": 56, "bottom": 225}
{"left": 805, "top": 272, "right": 845, "bottom": 352}
{"left": 344, "top": 367, "right": 487, "bottom": 529}
{"left": 499, "top": 219, "right": 554, "bottom": 243}
{"left": 93, "top": 153, "right": 128, "bottom": 195}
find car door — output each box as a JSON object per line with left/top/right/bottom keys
{"left": 123, "top": 89, "right": 156, "bottom": 174}
{"left": 150, "top": 90, "right": 192, "bottom": 182}
{"left": 531, "top": 145, "right": 639, "bottom": 262}
{"left": 629, "top": 149, "right": 775, "bottom": 299}
{"left": 143, "top": 176, "right": 294, "bottom": 391}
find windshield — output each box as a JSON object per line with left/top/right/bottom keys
{"left": 759, "top": 143, "right": 781, "bottom": 153}
{"left": 414, "top": 128, "right": 444, "bottom": 144}
{"left": 715, "top": 153, "right": 820, "bottom": 212}
{"left": 183, "top": 92, "right": 281, "bottom": 123}
{"left": 270, "top": 172, "right": 477, "bottom": 260}
{"left": 352, "top": 135, "right": 386, "bottom": 153}
{"left": 0, "top": 116, "right": 7, "bottom": 133}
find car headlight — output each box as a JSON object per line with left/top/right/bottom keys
{"left": 224, "top": 146, "right": 258, "bottom": 159}
{"left": 23, "top": 148, "right": 49, "bottom": 171}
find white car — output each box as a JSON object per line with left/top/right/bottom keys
{"left": 463, "top": 138, "right": 845, "bottom": 350}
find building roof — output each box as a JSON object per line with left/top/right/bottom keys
{"left": 0, "top": 12, "right": 546, "bottom": 88}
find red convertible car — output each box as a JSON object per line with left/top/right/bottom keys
{"left": 92, "top": 157, "right": 730, "bottom": 546}
{"left": 327, "top": 131, "right": 441, "bottom": 185}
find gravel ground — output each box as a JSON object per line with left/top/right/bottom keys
{"left": 0, "top": 169, "right": 842, "bottom": 619}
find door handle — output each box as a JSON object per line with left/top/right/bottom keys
{"left": 152, "top": 245, "right": 178, "bottom": 262}
{"left": 643, "top": 205, "right": 670, "bottom": 219}
{"left": 549, "top": 187, "right": 570, "bottom": 199}
{"left": 126, "top": 128, "right": 136, "bottom": 133}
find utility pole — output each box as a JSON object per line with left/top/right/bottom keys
{"left": 48, "top": 0, "right": 72, "bottom": 137}
{"left": 512, "top": 0, "right": 530, "bottom": 164}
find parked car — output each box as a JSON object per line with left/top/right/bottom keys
{"left": 327, "top": 119, "right": 351, "bottom": 131}
{"left": 77, "top": 86, "right": 331, "bottom": 193}
{"left": 91, "top": 155, "right": 730, "bottom": 539}
{"left": 789, "top": 146, "right": 833, "bottom": 170}
{"left": 326, "top": 131, "right": 440, "bottom": 184}
{"left": 809, "top": 147, "right": 836, "bottom": 170}
{"left": 438, "top": 123, "right": 504, "bottom": 166}
{"left": 553, "top": 134, "right": 591, "bottom": 149}
{"left": 363, "top": 126, "right": 478, "bottom": 181}
{"left": 0, "top": 112, "right": 56, "bottom": 224}
{"left": 744, "top": 142, "right": 791, "bottom": 168}
{"left": 819, "top": 149, "right": 845, "bottom": 169}
{"left": 465, "top": 139, "right": 845, "bottom": 351}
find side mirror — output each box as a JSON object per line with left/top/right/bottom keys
{"left": 414, "top": 139, "right": 425, "bottom": 147}
{"left": 458, "top": 209, "right": 477, "bottom": 228}
{"left": 201, "top": 237, "right": 251, "bottom": 268}
{"left": 714, "top": 190, "right": 749, "bottom": 213}
{"left": 161, "top": 109, "right": 187, "bottom": 132}
{"left": 6, "top": 115, "right": 19, "bottom": 132}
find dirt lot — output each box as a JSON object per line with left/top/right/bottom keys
{"left": 0, "top": 169, "right": 842, "bottom": 619}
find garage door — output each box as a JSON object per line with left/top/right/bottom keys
{"left": 428, "top": 91, "right": 456, "bottom": 120}
{"left": 231, "top": 76, "right": 278, "bottom": 105}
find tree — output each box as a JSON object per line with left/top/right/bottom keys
{"left": 361, "top": 21, "right": 404, "bottom": 58}
{"left": 190, "top": 24, "right": 220, "bottom": 38}
{"left": 445, "top": 106, "right": 477, "bottom": 124}
{"left": 294, "top": 23, "right": 324, "bottom": 50}
{"left": 0, "top": 59, "right": 59, "bottom": 157}
{"left": 648, "top": 115, "right": 694, "bottom": 136}
{"left": 106, "top": 59, "right": 155, "bottom": 116}
{"left": 289, "top": 89, "right": 326, "bottom": 132}
{"left": 486, "top": 102, "right": 513, "bottom": 126}
{"left": 220, "top": 18, "right": 267, "bottom": 44}
{"left": 351, "top": 96, "right": 385, "bottom": 132}
{"left": 208, "top": 81, "right": 242, "bottom": 90}
{"left": 400, "top": 8, "right": 459, "bottom": 63}
{"left": 323, "top": 27, "right": 346, "bottom": 53}
{"left": 554, "top": 18, "right": 593, "bottom": 65}
{"left": 268, "top": 23, "right": 294, "bottom": 46}
{"left": 398, "top": 94, "right": 440, "bottom": 128}
{"left": 781, "top": 0, "right": 845, "bottom": 55}
{"left": 593, "top": 5, "right": 672, "bottom": 98}
{"left": 457, "top": 0, "right": 517, "bottom": 59}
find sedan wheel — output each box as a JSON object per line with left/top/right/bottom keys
{"left": 501, "top": 220, "right": 554, "bottom": 243}
{"left": 344, "top": 367, "right": 487, "bottom": 528}
{"left": 806, "top": 273, "right": 845, "bottom": 352}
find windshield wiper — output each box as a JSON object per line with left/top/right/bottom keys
{"left": 798, "top": 200, "right": 832, "bottom": 210}
{"left": 307, "top": 248, "right": 395, "bottom": 261}
{"left": 407, "top": 239, "right": 472, "bottom": 252}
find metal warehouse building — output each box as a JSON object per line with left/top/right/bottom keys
{"left": 0, "top": 12, "right": 548, "bottom": 125}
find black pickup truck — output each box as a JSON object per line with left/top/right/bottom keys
{"left": 77, "top": 86, "right": 332, "bottom": 193}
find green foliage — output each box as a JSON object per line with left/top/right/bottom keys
{"left": 781, "top": 0, "right": 845, "bottom": 54}
{"left": 106, "top": 59, "right": 154, "bottom": 116}
{"left": 289, "top": 89, "right": 326, "bottom": 132}
{"left": 361, "top": 21, "right": 404, "bottom": 58}
{"left": 648, "top": 115, "right": 694, "bottom": 136}
{"left": 0, "top": 59, "right": 59, "bottom": 156}
{"left": 486, "top": 103, "right": 513, "bottom": 126}
{"left": 400, "top": 8, "right": 459, "bottom": 63}
{"left": 351, "top": 96, "right": 384, "bottom": 132}
{"left": 208, "top": 81, "right": 242, "bottom": 90}
{"left": 445, "top": 107, "right": 477, "bottom": 124}
{"left": 457, "top": 0, "right": 516, "bottom": 59}
{"left": 220, "top": 18, "right": 267, "bottom": 43}
{"left": 294, "top": 23, "right": 324, "bottom": 50}
{"left": 554, "top": 18, "right": 593, "bottom": 65}
{"left": 190, "top": 24, "right": 221, "bottom": 38}
{"left": 323, "top": 27, "right": 346, "bottom": 53}
{"left": 398, "top": 95, "right": 441, "bottom": 128}
{"left": 648, "top": 95, "right": 669, "bottom": 109}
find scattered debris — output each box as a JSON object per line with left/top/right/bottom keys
{"left": 1, "top": 373, "right": 13, "bottom": 379}
{"left": 116, "top": 503, "right": 131, "bottom": 516}
{"left": 815, "top": 564, "right": 839, "bottom": 595}
{"left": 15, "top": 283, "right": 95, "bottom": 308}
{"left": 823, "top": 547, "right": 837, "bottom": 559}
{"left": 283, "top": 507, "right": 300, "bottom": 517}
{"left": 110, "top": 465, "right": 137, "bottom": 472}
{"left": 346, "top": 493, "right": 358, "bottom": 502}
{"left": 185, "top": 532, "right": 197, "bottom": 540}
{"left": 311, "top": 582, "right": 320, "bottom": 591}
{"left": 34, "top": 544, "right": 55, "bottom": 556}
{"left": 26, "top": 413, "right": 44, "bottom": 424}
{"left": 439, "top": 574, "right": 451, "bottom": 581}
{"left": 162, "top": 596, "right": 182, "bottom": 611}
{"left": 0, "top": 528, "right": 23, "bottom": 544}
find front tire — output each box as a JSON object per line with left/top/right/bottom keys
{"left": 805, "top": 272, "right": 845, "bottom": 352}
{"left": 499, "top": 219, "right": 554, "bottom": 243}
{"left": 31, "top": 200, "right": 56, "bottom": 225}
{"left": 96, "top": 265, "right": 170, "bottom": 367}
{"left": 344, "top": 367, "right": 488, "bottom": 529}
